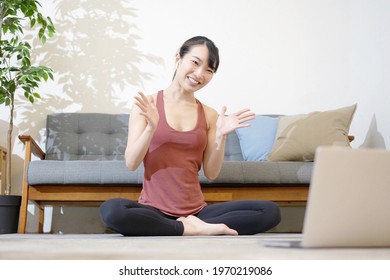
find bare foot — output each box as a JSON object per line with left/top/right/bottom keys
{"left": 177, "top": 215, "right": 238, "bottom": 236}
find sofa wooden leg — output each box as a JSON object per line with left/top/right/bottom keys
{"left": 38, "top": 206, "right": 44, "bottom": 233}
{"left": 18, "top": 198, "right": 28, "bottom": 234}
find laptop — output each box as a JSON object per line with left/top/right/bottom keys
{"left": 264, "top": 146, "right": 390, "bottom": 248}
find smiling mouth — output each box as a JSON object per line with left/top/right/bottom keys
{"left": 188, "top": 76, "right": 200, "bottom": 85}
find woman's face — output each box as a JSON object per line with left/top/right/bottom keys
{"left": 175, "top": 45, "right": 215, "bottom": 92}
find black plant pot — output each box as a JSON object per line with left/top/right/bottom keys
{"left": 0, "top": 195, "right": 21, "bottom": 234}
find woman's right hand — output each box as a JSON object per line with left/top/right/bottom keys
{"left": 134, "top": 91, "right": 159, "bottom": 130}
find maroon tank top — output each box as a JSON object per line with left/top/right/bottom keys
{"left": 138, "top": 91, "right": 208, "bottom": 216}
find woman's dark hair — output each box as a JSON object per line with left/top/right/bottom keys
{"left": 177, "top": 36, "right": 220, "bottom": 73}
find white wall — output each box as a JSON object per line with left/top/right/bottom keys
{"left": 1, "top": 0, "right": 389, "bottom": 233}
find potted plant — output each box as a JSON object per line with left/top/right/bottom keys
{"left": 0, "top": 0, "right": 55, "bottom": 233}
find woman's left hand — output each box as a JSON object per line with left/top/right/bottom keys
{"left": 216, "top": 106, "right": 255, "bottom": 137}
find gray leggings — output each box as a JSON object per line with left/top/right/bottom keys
{"left": 100, "top": 199, "right": 281, "bottom": 236}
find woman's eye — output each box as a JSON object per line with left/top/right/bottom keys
{"left": 192, "top": 60, "right": 198, "bottom": 65}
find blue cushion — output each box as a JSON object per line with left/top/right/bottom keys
{"left": 235, "top": 116, "right": 278, "bottom": 161}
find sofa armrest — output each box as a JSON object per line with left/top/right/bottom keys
{"left": 19, "top": 135, "right": 46, "bottom": 160}
{"left": 18, "top": 135, "right": 46, "bottom": 233}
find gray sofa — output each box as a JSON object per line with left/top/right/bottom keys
{"left": 18, "top": 113, "right": 312, "bottom": 233}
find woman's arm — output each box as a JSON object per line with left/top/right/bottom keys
{"left": 202, "top": 108, "right": 225, "bottom": 180}
{"left": 125, "top": 92, "right": 159, "bottom": 171}
{"left": 202, "top": 106, "right": 255, "bottom": 180}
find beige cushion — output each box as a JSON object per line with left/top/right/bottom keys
{"left": 274, "top": 114, "right": 306, "bottom": 140}
{"left": 267, "top": 104, "right": 357, "bottom": 161}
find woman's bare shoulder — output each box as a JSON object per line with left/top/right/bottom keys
{"left": 201, "top": 102, "right": 218, "bottom": 128}
{"left": 201, "top": 102, "right": 216, "bottom": 114}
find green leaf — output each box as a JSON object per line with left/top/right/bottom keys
{"left": 20, "top": 4, "right": 28, "bottom": 15}
{"left": 30, "top": 18, "right": 36, "bottom": 28}
{"left": 29, "top": 95, "right": 35, "bottom": 103}
{"left": 9, "top": 25, "right": 16, "bottom": 34}
{"left": 42, "top": 72, "right": 49, "bottom": 81}
{"left": 2, "top": 25, "right": 9, "bottom": 34}
{"left": 42, "top": 18, "right": 48, "bottom": 29}
{"left": 22, "top": 58, "right": 31, "bottom": 67}
{"left": 9, "top": 81, "right": 16, "bottom": 93}
{"left": 37, "top": 13, "right": 43, "bottom": 25}
{"left": 24, "top": 42, "right": 32, "bottom": 49}
{"left": 25, "top": 9, "right": 35, "bottom": 17}
{"left": 33, "top": 92, "right": 41, "bottom": 99}
{"left": 48, "top": 30, "right": 55, "bottom": 38}
{"left": 22, "top": 86, "right": 31, "bottom": 93}
{"left": 38, "top": 28, "right": 44, "bottom": 39}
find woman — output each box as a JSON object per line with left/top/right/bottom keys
{"left": 100, "top": 36, "right": 281, "bottom": 236}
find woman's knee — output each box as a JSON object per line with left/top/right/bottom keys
{"left": 99, "top": 198, "right": 127, "bottom": 226}
{"left": 263, "top": 200, "right": 282, "bottom": 228}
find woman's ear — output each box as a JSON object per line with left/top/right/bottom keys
{"left": 175, "top": 53, "right": 180, "bottom": 68}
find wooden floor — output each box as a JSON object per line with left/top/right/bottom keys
{"left": 1, "top": 233, "right": 390, "bottom": 260}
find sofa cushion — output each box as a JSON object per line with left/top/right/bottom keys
{"left": 27, "top": 161, "right": 144, "bottom": 185}
{"left": 267, "top": 104, "right": 357, "bottom": 161}
{"left": 224, "top": 131, "right": 244, "bottom": 161}
{"left": 199, "top": 161, "right": 313, "bottom": 184}
{"left": 27, "top": 160, "right": 313, "bottom": 185}
{"left": 274, "top": 114, "right": 306, "bottom": 139}
{"left": 235, "top": 115, "right": 278, "bottom": 161}
{"left": 45, "top": 113, "right": 129, "bottom": 160}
